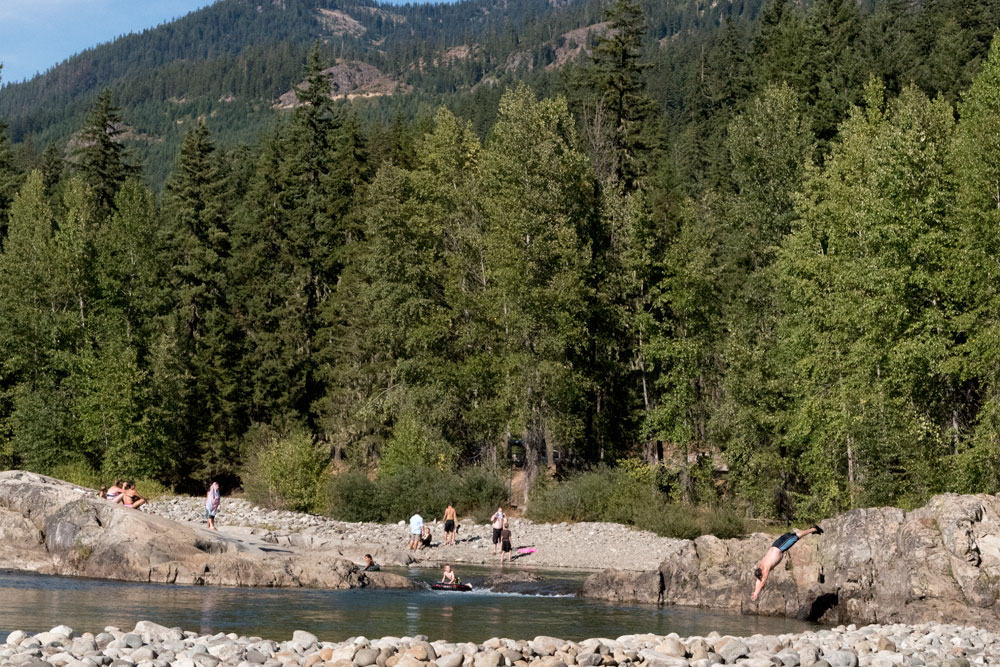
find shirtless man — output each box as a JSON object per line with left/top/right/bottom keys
{"left": 441, "top": 564, "right": 457, "bottom": 584}
{"left": 751, "top": 525, "right": 823, "bottom": 601}
{"left": 443, "top": 503, "right": 458, "bottom": 546}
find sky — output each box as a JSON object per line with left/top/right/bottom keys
{"left": 0, "top": 0, "right": 216, "bottom": 84}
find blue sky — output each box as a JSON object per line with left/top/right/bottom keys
{"left": 0, "top": 0, "right": 216, "bottom": 84}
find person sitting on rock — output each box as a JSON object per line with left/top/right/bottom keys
{"left": 98, "top": 486, "right": 107, "bottom": 499}
{"left": 115, "top": 481, "right": 147, "bottom": 509}
{"left": 751, "top": 524, "right": 823, "bottom": 601}
{"left": 441, "top": 564, "right": 458, "bottom": 584}
{"left": 105, "top": 479, "right": 124, "bottom": 503}
{"left": 420, "top": 525, "right": 433, "bottom": 549}
{"left": 363, "top": 554, "right": 380, "bottom": 571}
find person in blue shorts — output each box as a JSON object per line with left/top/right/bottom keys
{"left": 751, "top": 524, "right": 823, "bottom": 601}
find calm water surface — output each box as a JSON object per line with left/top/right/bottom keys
{"left": 0, "top": 568, "right": 821, "bottom": 643}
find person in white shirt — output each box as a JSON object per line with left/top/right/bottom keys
{"left": 490, "top": 507, "right": 505, "bottom": 555}
{"left": 409, "top": 512, "right": 424, "bottom": 551}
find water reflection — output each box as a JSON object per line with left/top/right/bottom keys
{"left": 0, "top": 569, "right": 822, "bottom": 643}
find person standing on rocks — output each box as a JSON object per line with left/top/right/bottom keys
{"left": 751, "top": 524, "right": 823, "bottom": 601}
{"left": 490, "top": 507, "right": 505, "bottom": 555}
{"left": 499, "top": 518, "right": 512, "bottom": 565}
{"left": 409, "top": 511, "right": 424, "bottom": 551}
{"left": 206, "top": 481, "right": 221, "bottom": 530}
{"left": 443, "top": 502, "right": 458, "bottom": 546}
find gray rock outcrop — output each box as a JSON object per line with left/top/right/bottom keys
{"left": 0, "top": 470, "right": 416, "bottom": 590}
{"left": 583, "top": 492, "right": 1000, "bottom": 628}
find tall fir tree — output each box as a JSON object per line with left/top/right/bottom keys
{"left": 71, "top": 89, "right": 133, "bottom": 213}
{"left": 157, "top": 120, "right": 243, "bottom": 483}
{"left": 586, "top": 0, "right": 657, "bottom": 191}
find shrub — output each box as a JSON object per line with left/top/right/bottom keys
{"left": 326, "top": 470, "right": 384, "bottom": 522}
{"left": 377, "top": 414, "right": 457, "bottom": 477}
{"left": 241, "top": 427, "right": 329, "bottom": 513}
{"left": 326, "top": 465, "right": 508, "bottom": 523}
{"left": 50, "top": 460, "right": 105, "bottom": 490}
{"left": 527, "top": 466, "right": 747, "bottom": 539}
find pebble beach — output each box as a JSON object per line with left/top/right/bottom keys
{"left": 1, "top": 620, "right": 992, "bottom": 667}
{"left": 144, "top": 496, "right": 675, "bottom": 571}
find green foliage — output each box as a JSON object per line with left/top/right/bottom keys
{"left": 527, "top": 467, "right": 745, "bottom": 539}
{"left": 378, "top": 413, "right": 457, "bottom": 477}
{"left": 326, "top": 466, "right": 507, "bottom": 524}
{"left": 9, "top": 5, "right": 1000, "bottom": 527}
{"left": 241, "top": 426, "right": 330, "bottom": 513}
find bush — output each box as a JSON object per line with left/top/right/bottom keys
{"left": 378, "top": 414, "right": 457, "bottom": 477}
{"left": 51, "top": 460, "right": 105, "bottom": 490}
{"left": 527, "top": 466, "right": 747, "bottom": 539}
{"left": 241, "top": 427, "right": 329, "bottom": 513}
{"left": 326, "top": 465, "right": 508, "bottom": 523}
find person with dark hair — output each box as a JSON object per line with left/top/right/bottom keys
{"left": 116, "top": 481, "right": 146, "bottom": 509}
{"left": 363, "top": 554, "right": 380, "bottom": 571}
{"left": 105, "top": 479, "right": 124, "bottom": 503}
{"left": 499, "top": 518, "right": 512, "bottom": 565}
{"left": 751, "top": 525, "right": 823, "bottom": 601}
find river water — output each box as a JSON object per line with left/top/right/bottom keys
{"left": 0, "top": 568, "right": 821, "bottom": 643}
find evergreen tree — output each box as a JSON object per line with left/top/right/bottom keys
{"left": 157, "top": 120, "right": 243, "bottom": 482}
{"left": 71, "top": 89, "right": 133, "bottom": 212}
{"left": 0, "top": 65, "right": 21, "bottom": 237}
{"left": 231, "top": 49, "right": 344, "bottom": 428}
{"left": 586, "top": 0, "right": 657, "bottom": 191}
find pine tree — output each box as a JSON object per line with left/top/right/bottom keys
{"left": 0, "top": 65, "right": 21, "bottom": 236}
{"left": 71, "top": 89, "right": 133, "bottom": 212}
{"left": 230, "top": 49, "right": 342, "bottom": 428}
{"left": 157, "top": 120, "right": 243, "bottom": 482}
{"left": 586, "top": 0, "right": 657, "bottom": 191}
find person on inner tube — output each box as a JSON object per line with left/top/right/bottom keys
{"left": 441, "top": 564, "right": 458, "bottom": 584}
{"left": 751, "top": 524, "right": 823, "bottom": 601}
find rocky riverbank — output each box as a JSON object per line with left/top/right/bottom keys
{"left": 1, "top": 620, "right": 992, "bottom": 667}
{"left": 144, "top": 495, "right": 670, "bottom": 572}
{"left": 0, "top": 471, "right": 413, "bottom": 590}
{"left": 583, "top": 493, "right": 1000, "bottom": 629}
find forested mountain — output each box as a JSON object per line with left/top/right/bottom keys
{"left": 2, "top": 0, "right": 1000, "bottom": 523}
{"left": 0, "top": 0, "right": 756, "bottom": 185}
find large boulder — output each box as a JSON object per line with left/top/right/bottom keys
{"left": 582, "top": 492, "right": 1000, "bottom": 629}
{"left": 0, "top": 471, "right": 416, "bottom": 590}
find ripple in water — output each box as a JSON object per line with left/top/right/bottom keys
{"left": 0, "top": 568, "right": 824, "bottom": 643}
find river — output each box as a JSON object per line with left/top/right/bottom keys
{"left": 0, "top": 568, "right": 822, "bottom": 643}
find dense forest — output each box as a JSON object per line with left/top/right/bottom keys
{"left": 3, "top": 0, "right": 1000, "bottom": 523}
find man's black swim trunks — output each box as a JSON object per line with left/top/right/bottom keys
{"left": 444, "top": 519, "right": 455, "bottom": 533}
{"left": 772, "top": 532, "right": 799, "bottom": 552}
